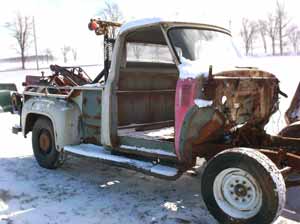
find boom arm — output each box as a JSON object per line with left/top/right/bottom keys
{"left": 88, "top": 19, "right": 122, "bottom": 82}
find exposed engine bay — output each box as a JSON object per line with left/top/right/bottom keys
{"left": 210, "top": 69, "right": 280, "bottom": 128}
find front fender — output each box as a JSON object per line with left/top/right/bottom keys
{"left": 175, "top": 78, "right": 225, "bottom": 167}
{"left": 22, "top": 97, "right": 81, "bottom": 151}
{"left": 175, "top": 105, "right": 224, "bottom": 166}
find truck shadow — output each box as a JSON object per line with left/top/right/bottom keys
{"left": 283, "top": 186, "right": 300, "bottom": 222}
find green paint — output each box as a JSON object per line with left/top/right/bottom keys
{"left": 0, "top": 90, "right": 12, "bottom": 112}
{"left": 81, "top": 90, "right": 102, "bottom": 144}
{"left": 0, "top": 84, "right": 17, "bottom": 113}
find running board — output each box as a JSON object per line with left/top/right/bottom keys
{"left": 64, "top": 144, "right": 181, "bottom": 180}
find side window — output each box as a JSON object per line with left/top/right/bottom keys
{"left": 126, "top": 43, "right": 173, "bottom": 63}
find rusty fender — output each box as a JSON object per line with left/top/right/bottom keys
{"left": 177, "top": 105, "right": 225, "bottom": 167}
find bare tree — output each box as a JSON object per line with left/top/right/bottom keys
{"left": 99, "top": 1, "right": 124, "bottom": 38}
{"left": 265, "top": 14, "right": 278, "bottom": 56}
{"left": 276, "top": 0, "right": 291, "bottom": 55}
{"left": 71, "top": 48, "right": 77, "bottom": 61}
{"left": 6, "top": 13, "right": 32, "bottom": 69}
{"left": 288, "top": 25, "right": 300, "bottom": 55}
{"left": 132, "top": 44, "right": 144, "bottom": 60}
{"left": 61, "top": 45, "right": 71, "bottom": 63}
{"left": 240, "top": 18, "right": 257, "bottom": 56}
{"left": 258, "top": 20, "right": 268, "bottom": 54}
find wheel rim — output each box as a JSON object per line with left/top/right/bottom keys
{"left": 213, "top": 168, "right": 263, "bottom": 219}
{"left": 39, "top": 129, "right": 52, "bottom": 154}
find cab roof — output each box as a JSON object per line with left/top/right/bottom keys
{"left": 119, "top": 17, "right": 231, "bottom": 36}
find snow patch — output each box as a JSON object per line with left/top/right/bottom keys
{"left": 64, "top": 144, "right": 178, "bottom": 177}
{"left": 146, "top": 127, "right": 174, "bottom": 139}
{"left": 120, "top": 145, "right": 176, "bottom": 157}
{"left": 150, "top": 165, "right": 178, "bottom": 177}
{"left": 119, "top": 17, "right": 163, "bottom": 34}
{"left": 178, "top": 57, "right": 209, "bottom": 79}
{"left": 83, "top": 83, "right": 103, "bottom": 88}
{"left": 64, "top": 144, "right": 147, "bottom": 168}
{"left": 0, "top": 199, "right": 8, "bottom": 212}
{"left": 194, "top": 99, "right": 213, "bottom": 108}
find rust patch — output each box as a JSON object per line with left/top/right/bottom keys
{"left": 211, "top": 70, "right": 279, "bottom": 128}
{"left": 70, "top": 90, "right": 81, "bottom": 98}
{"left": 193, "top": 111, "right": 225, "bottom": 145}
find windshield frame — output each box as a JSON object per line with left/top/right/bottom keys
{"left": 166, "top": 26, "right": 235, "bottom": 64}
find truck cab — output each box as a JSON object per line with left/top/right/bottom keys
{"left": 1, "top": 18, "right": 295, "bottom": 224}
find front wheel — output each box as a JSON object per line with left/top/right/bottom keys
{"left": 32, "top": 118, "right": 63, "bottom": 169}
{"left": 201, "top": 148, "right": 286, "bottom": 224}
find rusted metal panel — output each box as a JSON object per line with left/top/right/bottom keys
{"left": 211, "top": 70, "right": 279, "bottom": 127}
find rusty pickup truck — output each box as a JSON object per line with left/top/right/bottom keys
{"left": 2, "top": 18, "right": 300, "bottom": 224}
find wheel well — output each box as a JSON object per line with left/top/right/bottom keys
{"left": 25, "top": 114, "right": 52, "bottom": 136}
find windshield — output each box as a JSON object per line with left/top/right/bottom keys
{"left": 168, "top": 27, "right": 241, "bottom": 66}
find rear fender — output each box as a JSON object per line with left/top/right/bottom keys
{"left": 22, "top": 97, "right": 81, "bottom": 151}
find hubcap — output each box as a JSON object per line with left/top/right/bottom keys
{"left": 39, "top": 130, "right": 51, "bottom": 154}
{"left": 213, "top": 168, "right": 262, "bottom": 219}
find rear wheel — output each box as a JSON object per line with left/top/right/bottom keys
{"left": 32, "top": 118, "right": 63, "bottom": 169}
{"left": 201, "top": 148, "right": 286, "bottom": 224}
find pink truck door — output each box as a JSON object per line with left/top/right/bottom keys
{"left": 175, "top": 78, "right": 198, "bottom": 160}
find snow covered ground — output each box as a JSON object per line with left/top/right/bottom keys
{"left": 0, "top": 57, "right": 300, "bottom": 224}
{"left": 0, "top": 114, "right": 299, "bottom": 224}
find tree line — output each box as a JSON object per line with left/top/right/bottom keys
{"left": 5, "top": 13, "right": 79, "bottom": 69}
{"left": 4, "top": 0, "right": 300, "bottom": 69}
{"left": 4, "top": 1, "right": 124, "bottom": 69}
{"left": 240, "top": 0, "right": 300, "bottom": 56}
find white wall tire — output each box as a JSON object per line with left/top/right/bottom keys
{"left": 201, "top": 148, "right": 286, "bottom": 224}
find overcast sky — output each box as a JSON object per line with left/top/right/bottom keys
{"left": 0, "top": 0, "right": 299, "bottom": 63}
